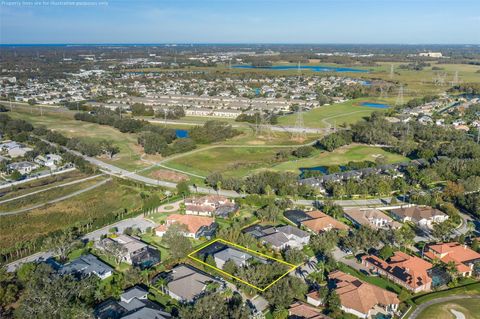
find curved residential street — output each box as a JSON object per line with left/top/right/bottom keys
{"left": 408, "top": 295, "right": 480, "bottom": 319}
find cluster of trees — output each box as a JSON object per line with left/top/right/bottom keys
{"left": 155, "top": 106, "right": 185, "bottom": 119}
{"left": 189, "top": 121, "right": 240, "bottom": 144}
{"left": 206, "top": 170, "right": 316, "bottom": 198}
{"left": 235, "top": 112, "right": 278, "bottom": 125}
{"left": 401, "top": 95, "right": 438, "bottom": 109}
{"left": 398, "top": 61, "right": 430, "bottom": 71}
{"left": 317, "top": 131, "right": 352, "bottom": 151}
{"left": 179, "top": 292, "right": 249, "bottom": 319}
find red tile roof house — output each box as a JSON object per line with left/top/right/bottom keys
{"left": 184, "top": 195, "right": 236, "bottom": 217}
{"left": 288, "top": 301, "right": 331, "bottom": 319}
{"left": 329, "top": 270, "right": 400, "bottom": 319}
{"left": 424, "top": 242, "right": 480, "bottom": 277}
{"left": 155, "top": 214, "right": 216, "bottom": 239}
{"left": 362, "top": 251, "right": 433, "bottom": 293}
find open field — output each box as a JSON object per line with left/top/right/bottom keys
{"left": 271, "top": 144, "right": 408, "bottom": 173}
{"left": 0, "top": 179, "right": 146, "bottom": 251}
{"left": 277, "top": 98, "right": 391, "bottom": 129}
{"left": 0, "top": 175, "right": 107, "bottom": 213}
{"left": 416, "top": 299, "right": 480, "bottom": 319}
{"left": 8, "top": 106, "right": 151, "bottom": 171}
{"left": 162, "top": 146, "right": 290, "bottom": 178}
{"left": 0, "top": 170, "right": 88, "bottom": 201}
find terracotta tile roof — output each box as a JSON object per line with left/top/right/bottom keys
{"left": 301, "top": 211, "right": 349, "bottom": 233}
{"left": 425, "top": 242, "right": 480, "bottom": 274}
{"left": 328, "top": 270, "right": 399, "bottom": 315}
{"left": 155, "top": 214, "right": 214, "bottom": 235}
{"left": 288, "top": 301, "right": 330, "bottom": 319}
{"left": 362, "top": 251, "right": 432, "bottom": 290}
{"left": 306, "top": 290, "right": 321, "bottom": 301}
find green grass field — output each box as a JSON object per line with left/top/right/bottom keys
{"left": 270, "top": 144, "right": 408, "bottom": 172}
{"left": 162, "top": 146, "right": 289, "bottom": 178}
{"left": 416, "top": 299, "right": 480, "bottom": 319}
{"left": 277, "top": 98, "right": 391, "bottom": 129}
{"left": 8, "top": 106, "right": 151, "bottom": 171}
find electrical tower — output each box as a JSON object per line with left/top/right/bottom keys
{"left": 292, "top": 106, "right": 306, "bottom": 140}
{"left": 395, "top": 85, "right": 404, "bottom": 107}
{"left": 389, "top": 64, "right": 394, "bottom": 79}
{"left": 451, "top": 71, "right": 459, "bottom": 86}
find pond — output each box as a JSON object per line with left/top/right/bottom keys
{"left": 233, "top": 65, "right": 368, "bottom": 73}
{"left": 299, "top": 165, "right": 347, "bottom": 178}
{"left": 175, "top": 129, "right": 189, "bottom": 138}
{"left": 360, "top": 102, "right": 391, "bottom": 109}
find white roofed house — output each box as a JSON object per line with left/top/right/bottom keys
{"left": 34, "top": 154, "right": 63, "bottom": 169}
{"left": 7, "top": 161, "right": 39, "bottom": 175}
{"left": 184, "top": 195, "right": 237, "bottom": 217}
{"left": 243, "top": 224, "right": 310, "bottom": 250}
{"left": 389, "top": 206, "right": 448, "bottom": 229}
{"left": 213, "top": 247, "right": 257, "bottom": 269}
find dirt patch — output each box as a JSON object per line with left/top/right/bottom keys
{"left": 150, "top": 169, "right": 189, "bottom": 182}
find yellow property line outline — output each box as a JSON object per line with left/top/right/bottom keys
{"left": 187, "top": 238, "right": 300, "bottom": 292}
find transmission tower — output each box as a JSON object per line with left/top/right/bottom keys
{"left": 451, "top": 71, "right": 459, "bottom": 86}
{"left": 389, "top": 64, "right": 394, "bottom": 79}
{"left": 292, "top": 106, "right": 306, "bottom": 140}
{"left": 395, "top": 85, "right": 404, "bottom": 107}
{"left": 379, "top": 84, "right": 389, "bottom": 99}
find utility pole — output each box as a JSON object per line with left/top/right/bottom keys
{"left": 395, "top": 85, "right": 404, "bottom": 107}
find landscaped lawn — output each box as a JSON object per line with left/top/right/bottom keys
{"left": 277, "top": 98, "right": 391, "bottom": 128}
{"left": 416, "top": 299, "right": 480, "bottom": 319}
{"left": 270, "top": 144, "right": 408, "bottom": 173}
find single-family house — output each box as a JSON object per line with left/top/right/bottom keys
{"left": 8, "top": 146, "right": 33, "bottom": 158}
{"left": 155, "top": 214, "right": 217, "bottom": 239}
{"left": 389, "top": 206, "right": 448, "bottom": 228}
{"left": 60, "top": 254, "right": 113, "bottom": 280}
{"left": 328, "top": 270, "right": 399, "bottom": 318}
{"left": 344, "top": 208, "right": 401, "bottom": 230}
{"left": 301, "top": 211, "right": 349, "bottom": 233}
{"left": 35, "top": 154, "right": 62, "bottom": 169}
{"left": 362, "top": 251, "right": 433, "bottom": 293}
{"left": 95, "top": 286, "right": 171, "bottom": 319}
{"left": 243, "top": 224, "right": 310, "bottom": 250}
{"left": 95, "top": 235, "right": 160, "bottom": 269}
{"left": 7, "top": 161, "right": 39, "bottom": 175}
{"left": 185, "top": 195, "right": 237, "bottom": 217}
{"left": 162, "top": 264, "right": 222, "bottom": 302}
{"left": 288, "top": 301, "right": 330, "bottom": 319}
{"left": 424, "top": 242, "right": 480, "bottom": 277}
{"left": 306, "top": 290, "right": 324, "bottom": 307}
{"left": 214, "top": 247, "right": 255, "bottom": 269}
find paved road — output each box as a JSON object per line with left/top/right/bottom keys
{"left": 6, "top": 215, "right": 156, "bottom": 272}
{"left": 0, "top": 174, "right": 104, "bottom": 205}
{"left": 0, "top": 167, "right": 76, "bottom": 190}
{"left": 408, "top": 295, "right": 480, "bottom": 319}
{"left": 0, "top": 177, "right": 111, "bottom": 216}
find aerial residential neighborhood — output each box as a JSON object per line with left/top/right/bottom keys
{"left": 0, "top": 1, "right": 479, "bottom": 319}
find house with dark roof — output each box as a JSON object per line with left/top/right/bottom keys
{"left": 214, "top": 247, "right": 257, "bottom": 269}
{"left": 95, "top": 235, "right": 160, "bottom": 269}
{"left": 60, "top": 254, "right": 113, "bottom": 280}
{"left": 160, "top": 264, "right": 222, "bottom": 302}
{"left": 243, "top": 224, "right": 310, "bottom": 250}
{"left": 329, "top": 270, "right": 399, "bottom": 318}
{"left": 95, "top": 286, "right": 171, "bottom": 319}
{"left": 362, "top": 251, "right": 433, "bottom": 293}
{"left": 284, "top": 209, "right": 312, "bottom": 226}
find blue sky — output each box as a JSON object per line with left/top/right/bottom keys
{"left": 1, "top": 0, "right": 479, "bottom": 44}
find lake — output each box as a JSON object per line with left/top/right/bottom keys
{"left": 360, "top": 102, "right": 390, "bottom": 109}
{"left": 233, "top": 65, "right": 368, "bottom": 73}
{"left": 175, "top": 129, "right": 189, "bottom": 138}
{"left": 299, "top": 165, "right": 347, "bottom": 177}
